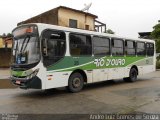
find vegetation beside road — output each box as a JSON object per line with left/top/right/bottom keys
{"left": 151, "top": 22, "right": 160, "bottom": 69}
{"left": 156, "top": 55, "right": 160, "bottom": 69}
{"left": 151, "top": 23, "right": 160, "bottom": 53}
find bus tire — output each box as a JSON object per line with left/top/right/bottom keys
{"left": 124, "top": 68, "right": 138, "bottom": 82}
{"left": 68, "top": 73, "right": 84, "bottom": 93}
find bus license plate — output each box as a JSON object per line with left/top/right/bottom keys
{"left": 16, "top": 80, "right": 21, "bottom": 84}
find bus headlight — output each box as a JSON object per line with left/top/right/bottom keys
{"left": 26, "top": 68, "right": 39, "bottom": 80}
{"left": 31, "top": 68, "right": 39, "bottom": 77}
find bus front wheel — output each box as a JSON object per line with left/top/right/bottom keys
{"left": 124, "top": 68, "right": 138, "bottom": 82}
{"left": 68, "top": 73, "right": 84, "bottom": 93}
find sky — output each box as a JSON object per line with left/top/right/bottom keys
{"left": 0, "top": 0, "right": 160, "bottom": 38}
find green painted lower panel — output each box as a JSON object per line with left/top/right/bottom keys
{"left": 47, "top": 56, "right": 154, "bottom": 72}
{"left": 11, "top": 69, "right": 33, "bottom": 77}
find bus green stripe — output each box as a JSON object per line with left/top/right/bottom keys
{"left": 47, "top": 56, "right": 153, "bottom": 72}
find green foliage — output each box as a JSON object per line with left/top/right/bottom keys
{"left": 156, "top": 54, "right": 160, "bottom": 69}
{"left": 155, "top": 39, "right": 160, "bottom": 53}
{"left": 104, "top": 29, "right": 115, "bottom": 34}
{"left": 151, "top": 24, "right": 160, "bottom": 38}
{"left": 151, "top": 23, "right": 160, "bottom": 53}
{"left": 156, "top": 60, "right": 160, "bottom": 69}
{"left": 1, "top": 33, "right": 13, "bottom": 38}
{"left": 7, "top": 33, "right": 13, "bottom": 37}
{"left": 157, "top": 54, "right": 160, "bottom": 60}
{"left": 152, "top": 22, "right": 160, "bottom": 68}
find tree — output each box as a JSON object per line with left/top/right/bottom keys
{"left": 0, "top": 33, "right": 13, "bottom": 38}
{"left": 104, "top": 29, "right": 115, "bottom": 34}
{"left": 151, "top": 23, "right": 160, "bottom": 53}
{"left": 2, "top": 33, "right": 6, "bottom": 38}
{"left": 6, "top": 33, "right": 13, "bottom": 38}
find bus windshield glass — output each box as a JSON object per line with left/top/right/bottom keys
{"left": 12, "top": 25, "right": 40, "bottom": 65}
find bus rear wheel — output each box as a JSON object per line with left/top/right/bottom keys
{"left": 124, "top": 68, "right": 138, "bottom": 82}
{"left": 68, "top": 73, "right": 84, "bottom": 93}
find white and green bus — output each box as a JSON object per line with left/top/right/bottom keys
{"left": 10, "top": 23, "right": 156, "bottom": 92}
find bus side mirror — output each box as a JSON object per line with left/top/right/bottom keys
{"left": 42, "top": 38, "right": 48, "bottom": 57}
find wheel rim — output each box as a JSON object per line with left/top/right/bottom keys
{"left": 72, "top": 78, "right": 81, "bottom": 88}
{"left": 131, "top": 70, "right": 137, "bottom": 80}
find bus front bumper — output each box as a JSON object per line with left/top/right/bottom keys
{"left": 10, "top": 76, "right": 42, "bottom": 89}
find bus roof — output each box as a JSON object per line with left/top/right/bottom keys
{"left": 18, "top": 23, "right": 155, "bottom": 43}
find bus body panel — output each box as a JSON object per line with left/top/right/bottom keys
{"left": 142, "top": 65, "right": 155, "bottom": 75}
{"left": 36, "top": 62, "right": 47, "bottom": 89}
{"left": 45, "top": 71, "right": 71, "bottom": 89}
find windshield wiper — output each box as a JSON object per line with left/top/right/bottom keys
{"left": 13, "top": 41, "right": 19, "bottom": 62}
{"left": 20, "top": 36, "right": 30, "bottom": 53}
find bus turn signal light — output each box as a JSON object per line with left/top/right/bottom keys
{"left": 48, "top": 78, "right": 52, "bottom": 80}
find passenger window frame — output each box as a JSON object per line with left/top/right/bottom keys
{"left": 146, "top": 42, "right": 154, "bottom": 56}
{"left": 69, "top": 32, "right": 92, "bottom": 57}
{"left": 111, "top": 38, "right": 124, "bottom": 56}
{"left": 93, "top": 36, "right": 110, "bottom": 56}
{"left": 125, "top": 40, "right": 136, "bottom": 56}
{"left": 136, "top": 41, "right": 146, "bottom": 56}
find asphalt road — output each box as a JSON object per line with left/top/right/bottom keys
{"left": 0, "top": 71, "right": 160, "bottom": 120}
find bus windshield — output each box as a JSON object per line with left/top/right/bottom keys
{"left": 12, "top": 25, "right": 40, "bottom": 65}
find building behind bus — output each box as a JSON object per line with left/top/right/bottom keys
{"left": 18, "top": 6, "right": 106, "bottom": 32}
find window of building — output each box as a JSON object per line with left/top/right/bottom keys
{"left": 146, "top": 43, "right": 154, "bottom": 56}
{"left": 85, "top": 25, "right": 90, "bottom": 30}
{"left": 137, "top": 42, "right": 146, "bottom": 56}
{"left": 112, "top": 39, "right": 124, "bottom": 56}
{"left": 125, "top": 40, "right": 136, "bottom": 55}
{"left": 93, "top": 36, "right": 110, "bottom": 56}
{"left": 70, "top": 33, "right": 92, "bottom": 56}
{"left": 69, "top": 19, "right": 77, "bottom": 28}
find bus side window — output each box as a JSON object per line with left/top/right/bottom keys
{"left": 112, "top": 38, "right": 124, "bottom": 56}
{"left": 125, "top": 40, "right": 136, "bottom": 56}
{"left": 93, "top": 36, "right": 110, "bottom": 56}
{"left": 146, "top": 43, "right": 154, "bottom": 56}
{"left": 69, "top": 33, "right": 92, "bottom": 56}
{"left": 137, "top": 42, "right": 146, "bottom": 56}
